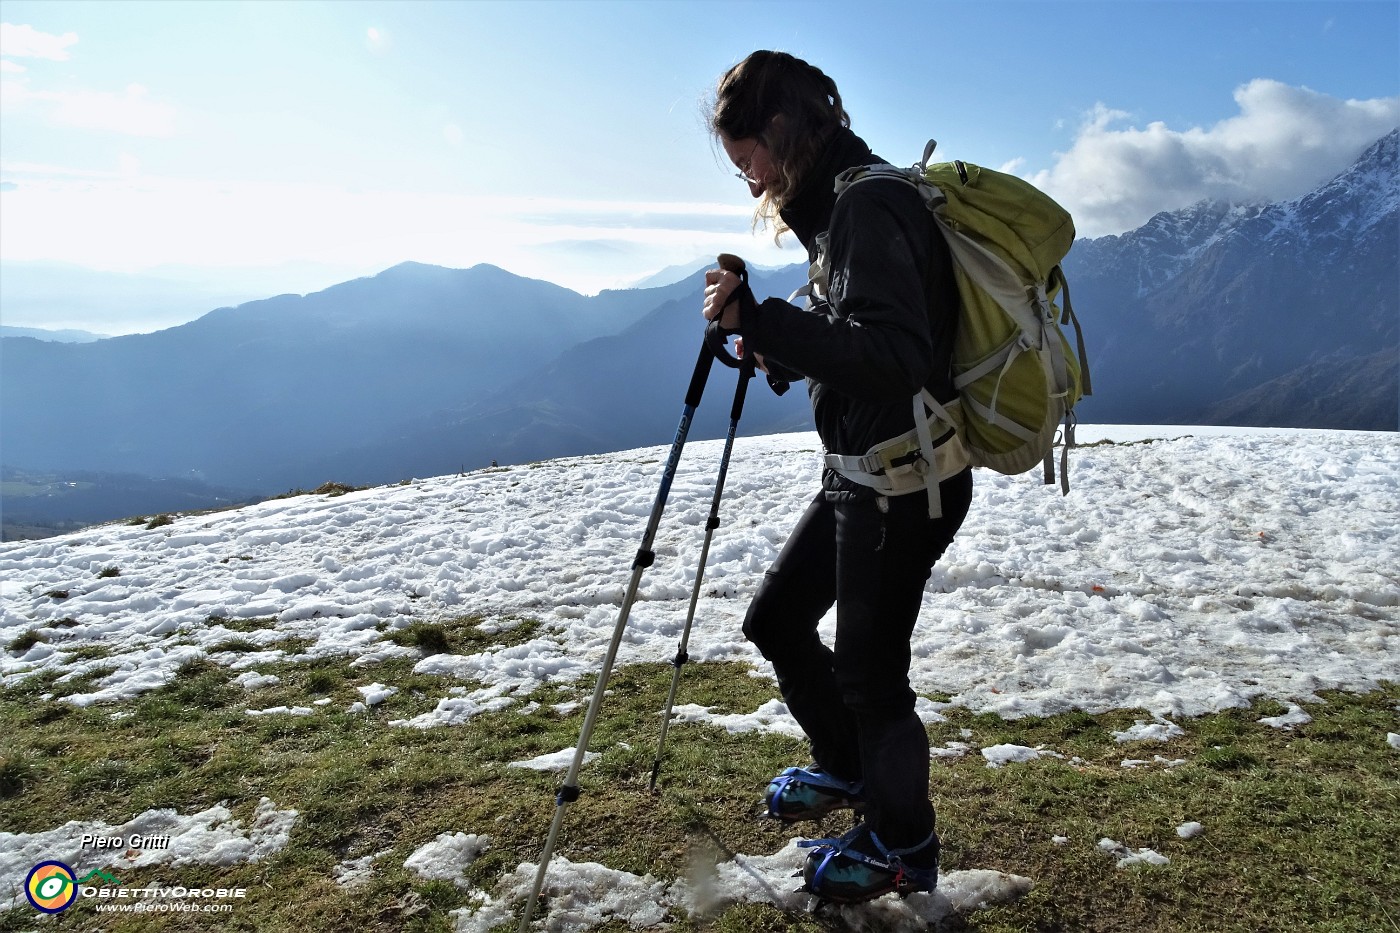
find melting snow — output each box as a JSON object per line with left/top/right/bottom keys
{"left": 1, "top": 424, "right": 1397, "bottom": 927}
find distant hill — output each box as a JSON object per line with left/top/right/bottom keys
{"left": 1, "top": 466, "right": 255, "bottom": 541}
{"left": 278, "top": 265, "right": 813, "bottom": 487}
{"left": 1, "top": 262, "right": 695, "bottom": 493}
{"left": 0, "top": 325, "right": 110, "bottom": 343}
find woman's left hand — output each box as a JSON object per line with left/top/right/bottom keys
{"left": 735, "top": 337, "right": 768, "bottom": 373}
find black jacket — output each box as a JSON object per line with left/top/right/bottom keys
{"left": 740, "top": 128, "right": 961, "bottom": 499}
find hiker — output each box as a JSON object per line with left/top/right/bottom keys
{"left": 701, "top": 50, "right": 973, "bottom": 903}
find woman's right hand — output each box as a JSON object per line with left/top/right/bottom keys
{"left": 702, "top": 268, "right": 743, "bottom": 331}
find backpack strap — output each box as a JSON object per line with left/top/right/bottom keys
{"left": 824, "top": 391, "right": 969, "bottom": 518}
{"left": 1052, "top": 266, "right": 1092, "bottom": 397}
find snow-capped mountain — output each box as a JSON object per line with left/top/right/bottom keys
{"left": 1067, "top": 129, "right": 1398, "bottom": 428}
{"left": 1068, "top": 201, "right": 1271, "bottom": 299}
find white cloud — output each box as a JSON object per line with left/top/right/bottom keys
{"left": 2, "top": 80, "right": 176, "bottom": 136}
{"left": 0, "top": 22, "right": 79, "bottom": 60}
{"left": 0, "top": 165, "right": 774, "bottom": 294}
{"left": 1, "top": 59, "right": 25, "bottom": 73}
{"left": 1030, "top": 80, "right": 1400, "bottom": 238}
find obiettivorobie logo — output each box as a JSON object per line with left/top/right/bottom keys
{"left": 24, "top": 861, "right": 79, "bottom": 913}
{"left": 21, "top": 858, "right": 247, "bottom": 915}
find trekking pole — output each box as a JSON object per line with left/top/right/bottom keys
{"left": 516, "top": 331, "right": 719, "bottom": 933}
{"left": 648, "top": 262, "right": 757, "bottom": 793}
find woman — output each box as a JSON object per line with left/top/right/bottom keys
{"left": 701, "top": 50, "right": 973, "bottom": 903}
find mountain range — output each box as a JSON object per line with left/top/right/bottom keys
{"left": 2, "top": 130, "right": 1395, "bottom": 536}
{"left": 1065, "top": 129, "right": 1398, "bottom": 429}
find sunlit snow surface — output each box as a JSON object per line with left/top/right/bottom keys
{"left": 2, "top": 425, "right": 1396, "bottom": 927}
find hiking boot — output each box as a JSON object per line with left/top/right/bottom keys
{"left": 764, "top": 766, "right": 864, "bottom": 822}
{"left": 799, "top": 824, "right": 939, "bottom": 903}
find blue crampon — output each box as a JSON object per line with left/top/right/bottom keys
{"left": 799, "top": 824, "right": 939, "bottom": 903}
{"left": 764, "top": 766, "right": 865, "bottom": 822}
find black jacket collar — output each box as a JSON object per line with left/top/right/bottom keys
{"left": 779, "top": 127, "right": 882, "bottom": 251}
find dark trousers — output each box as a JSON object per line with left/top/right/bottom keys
{"left": 742, "top": 470, "right": 973, "bottom": 851}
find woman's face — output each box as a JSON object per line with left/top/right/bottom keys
{"left": 721, "top": 134, "right": 776, "bottom": 199}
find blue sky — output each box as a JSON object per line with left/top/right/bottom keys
{"left": 1, "top": 0, "right": 1397, "bottom": 333}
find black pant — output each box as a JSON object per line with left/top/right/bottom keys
{"left": 742, "top": 470, "right": 973, "bottom": 851}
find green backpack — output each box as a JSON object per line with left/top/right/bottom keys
{"left": 815, "top": 140, "right": 1092, "bottom": 517}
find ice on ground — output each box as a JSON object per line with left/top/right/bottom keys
{"left": 1176, "top": 821, "right": 1205, "bottom": 839}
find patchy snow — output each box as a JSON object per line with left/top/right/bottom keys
{"left": 2, "top": 424, "right": 1397, "bottom": 927}
{"left": 357, "top": 681, "right": 398, "bottom": 705}
{"left": 245, "top": 704, "right": 314, "bottom": 717}
{"left": 1113, "top": 717, "right": 1187, "bottom": 743}
{"left": 1258, "top": 703, "right": 1313, "bottom": 729}
{"left": 404, "top": 832, "right": 492, "bottom": 889}
{"left": 669, "top": 698, "right": 805, "bottom": 739}
{"left": 931, "top": 740, "right": 974, "bottom": 760}
{"left": 1176, "top": 821, "right": 1205, "bottom": 839}
{"left": 455, "top": 841, "right": 1035, "bottom": 933}
{"left": 982, "top": 744, "right": 1066, "bottom": 768}
{"left": 1098, "top": 837, "right": 1171, "bottom": 868}
{"left": 509, "top": 747, "right": 599, "bottom": 772}
{"left": 232, "top": 670, "right": 280, "bottom": 690}
{"left": 1120, "top": 755, "right": 1188, "bottom": 769}
{"left": 333, "top": 849, "right": 390, "bottom": 889}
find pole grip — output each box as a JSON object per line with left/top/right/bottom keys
{"left": 706, "top": 253, "right": 756, "bottom": 370}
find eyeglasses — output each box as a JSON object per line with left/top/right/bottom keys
{"left": 733, "top": 140, "right": 760, "bottom": 184}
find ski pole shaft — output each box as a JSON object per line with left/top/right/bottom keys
{"left": 648, "top": 352, "right": 754, "bottom": 792}
{"left": 518, "top": 340, "right": 716, "bottom": 933}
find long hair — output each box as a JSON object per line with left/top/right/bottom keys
{"left": 708, "top": 50, "right": 850, "bottom": 239}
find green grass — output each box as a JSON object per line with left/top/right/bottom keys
{"left": 0, "top": 641, "right": 1395, "bottom": 933}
